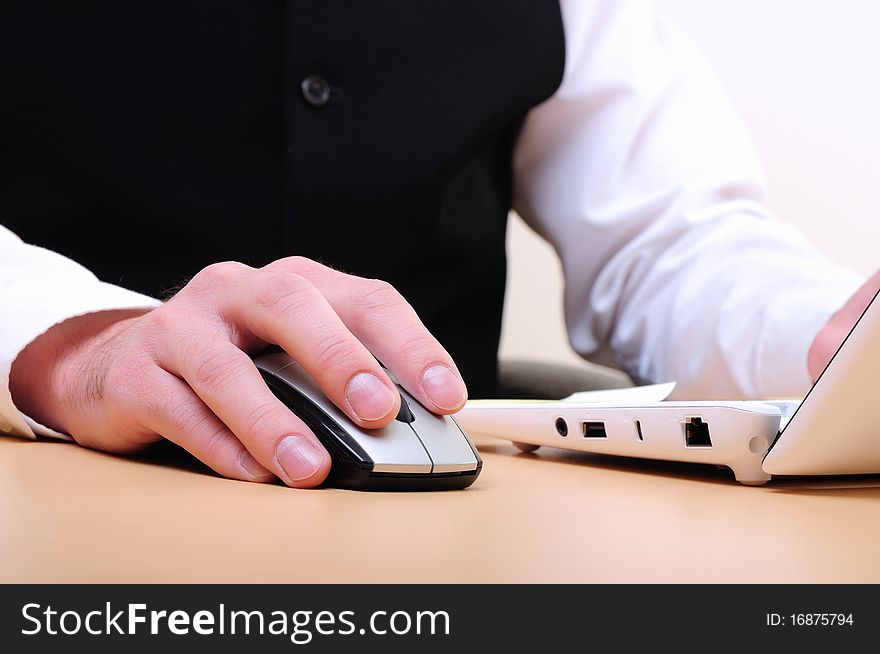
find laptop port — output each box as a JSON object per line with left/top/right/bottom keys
{"left": 555, "top": 417, "right": 568, "bottom": 437}
{"left": 635, "top": 419, "right": 644, "bottom": 442}
{"left": 684, "top": 417, "right": 712, "bottom": 447}
{"left": 582, "top": 421, "right": 607, "bottom": 438}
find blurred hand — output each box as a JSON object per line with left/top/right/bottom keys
{"left": 808, "top": 270, "right": 880, "bottom": 381}
{"left": 9, "top": 257, "right": 467, "bottom": 488}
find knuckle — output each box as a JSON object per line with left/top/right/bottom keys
{"left": 154, "top": 298, "right": 233, "bottom": 348}
{"left": 353, "top": 279, "right": 407, "bottom": 314}
{"left": 148, "top": 304, "right": 184, "bottom": 333}
{"left": 166, "top": 395, "right": 202, "bottom": 428}
{"left": 199, "top": 423, "right": 235, "bottom": 465}
{"left": 254, "top": 272, "right": 314, "bottom": 317}
{"left": 272, "top": 255, "right": 314, "bottom": 275}
{"left": 241, "top": 402, "right": 285, "bottom": 444}
{"left": 192, "top": 260, "right": 249, "bottom": 289}
{"left": 312, "top": 331, "right": 360, "bottom": 372}
{"left": 349, "top": 279, "right": 414, "bottom": 334}
{"left": 189, "top": 345, "right": 243, "bottom": 390}
{"left": 396, "top": 333, "right": 443, "bottom": 365}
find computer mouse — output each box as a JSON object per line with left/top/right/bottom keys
{"left": 253, "top": 350, "right": 482, "bottom": 491}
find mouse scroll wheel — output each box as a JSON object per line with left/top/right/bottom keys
{"left": 395, "top": 392, "right": 416, "bottom": 423}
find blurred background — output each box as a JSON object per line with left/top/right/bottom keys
{"left": 500, "top": 0, "right": 880, "bottom": 369}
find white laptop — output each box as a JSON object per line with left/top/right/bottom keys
{"left": 456, "top": 290, "right": 880, "bottom": 485}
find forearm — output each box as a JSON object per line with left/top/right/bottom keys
{"left": 599, "top": 210, "right": 861, "bottom": 399}
{"left": 514, "top": 1, "right": 863, "bottom": 398}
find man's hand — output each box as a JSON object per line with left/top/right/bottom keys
{"left": 808, "top": 270, "right": 880, "bottom": 381}
{"left": 8, "top": 257, "right": 467, "bottom": 488}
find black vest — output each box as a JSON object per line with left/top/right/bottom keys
{"left": 0, "top": 1, "right": 565, "bottom": 398}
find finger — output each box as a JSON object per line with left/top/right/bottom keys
{"left": 264, "top": 257, "right": 467, "bottom": 413}
{"left": 222, "top": 270, "right": 402, "bottom": 427}
{"left": 157, "top": 334, "right": 331, "bottom": 488}
{"left": 137, "top": 369, "right": 276, "bottom": 483}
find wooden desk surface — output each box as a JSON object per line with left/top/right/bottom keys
{"left": 3, "top": 435, "right": 880, "bottom": 583}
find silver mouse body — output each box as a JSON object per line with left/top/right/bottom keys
{"left": 254, "top": 351, "right": 481, "bottom": 490}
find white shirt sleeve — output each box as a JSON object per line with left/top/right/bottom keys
{"left": 0, "top": 225, "right": 161, "bottom": 439}
{"left": 513, "top": 0, "right": 863, "bottom": 399}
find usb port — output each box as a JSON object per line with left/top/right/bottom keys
{"left": 582, "top": 421, "right": 607, "bottom": 438}
{"left": 684, "top": 417, "right": 712, "bottom": 447}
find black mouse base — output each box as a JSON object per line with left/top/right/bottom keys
{"left": 328, "top": 466, "right": 482, "bottom": 492}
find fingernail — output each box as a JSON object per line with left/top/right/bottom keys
{"left": 239, "top": 450, "right": 273, "bottom": 480}
{"left": 422, "top": 364, "right": 466, "bottom": 411}
{"left": 275, "top": 435, "right": 325, "bottom": 482}
{"left": 345, "top": 372, "right": 397, "bottom": 421}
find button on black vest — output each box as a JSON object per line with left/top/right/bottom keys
{"left": 0, "top": 1, "right": 565, "bottom": 398}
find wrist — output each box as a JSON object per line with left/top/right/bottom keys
{"left": 808, "top": 271, "right": 880, "bottom": 382}
{"left": 9, "top": 309, "right": 151, "bottom": 434}
{"left": 808, "top": 315, "right": 850, "bottom": 382}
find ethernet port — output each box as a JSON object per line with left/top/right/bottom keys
{"left": 684, "top": 417, "right": 712, "bottom": 447}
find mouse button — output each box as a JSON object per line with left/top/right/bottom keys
{"left": 413, "top": 413, "right": 480, "bottom": 473}
{"left": 348, "top": 422, "right": 433, "bottom": 474}
{"left": 258, "top": 369, "right": 372, "bottom": 466}
{"left": 262, "top": 356, "right": 337, "bottom": 412}
{"left": 256, "top": 354, "right": 433, "bottom": 473}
